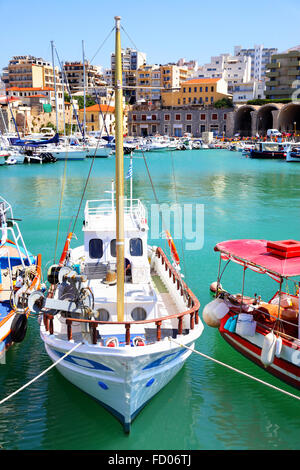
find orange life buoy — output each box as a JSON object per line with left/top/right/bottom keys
{"left": 165, "top": 230, "right": 180, "bottom": 265}
{"left": 59, "top": 232, "right": 73, "bottom": 266}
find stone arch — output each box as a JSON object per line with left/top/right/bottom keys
{"left": 256, "top": 104, "right": 281, "bottom": 136}
{"left": 234, "top": 105, "right": 257, "bottom": 137}
{"left": 277, "top": 103, "right": 300, "bottom": 133}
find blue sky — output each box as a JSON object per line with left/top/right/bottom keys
{"left": 1, "top": 0, "right": 299, "bottom": 71}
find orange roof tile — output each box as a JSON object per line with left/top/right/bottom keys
{"left": 183, "top": 78, "right": 221, "bottom": 84}
{"left": 7, "top": 87, "right": 54, "bottom": 92}
{"left": 83, "top": 104, "right": 115, "bottom": 113}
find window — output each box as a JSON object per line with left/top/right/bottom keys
{"left": 223, "top": 113, "right": 227, "bottom": 120}
{"left": 132, "top": 114, "right": 136, "bottom": 121}
{"left": 212, "top": 113, "right": 218, "bottom": 120}
{"left": 141, "top": 114, "right": 146, "bottom": 121}
{"left": 110, "top": 239, "right": 116, "bottom": 257}
{"left": 96, "top": 308, "right": 110, "bottom": 321}
{"left": 186, "top": 114, "right": 192, "bottom": 120}
{"left": 131, "top": 307, "right": 147, "bottom": 321}
{"left": 175, "top": 114, "right": 181, "bottom": 121}
{"left": 186, "top": 124, "right": 192, "bottom": 133}
{"left": 194, "top": 87, "right": 197, "bottom": 92}
{"left": 205, "top": 87, "right": 208, "bottom": 92}
{"left": 164, "top": 114, "right": 170, "bottom": 121}
{"left": 130, "top": 238, "right": 143, "bottom": 256}
{"left": 89, "top": 239, "right": 103, "bottom": 259}
{"left": 211, "top": 86, "right": 214, "bottom": 92}
{"left": 151, "top": 114, "right": 157, "bottom": 120}
{"left": 201, "top": 114, "right": 206, "bottom": 120}
{"left": 183, "top": 87, "right": 186, "bottom": 93}
{"left": 188, "top": 87, "right": 191, "bottom": 93}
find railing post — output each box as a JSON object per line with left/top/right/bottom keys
{"left": 195, "top": 309, "right": 199, "bottom": 325}
{"left": 125, "top": 323, "right": 131, "bottom": 345}
{"left": 67, "top": 319, "right": 72, "bottom": 341}
{"left": 178, "top": 316, "right": 183, "bottom": 335}
{"left": 156, "top": 321, "right": 162, "bottom": 341}
{"left": 91, "top": 322, "right": 97, "bottom": 345}
{"left": 190, "top": 312, "right": 194, "bottom": 330}
{"left": 49, "top": 315, "right": 54, "bottom": 335}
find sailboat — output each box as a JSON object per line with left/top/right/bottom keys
{"left": 29, "top": 17, "right": 203, "bottom": 432}
{"left": 0, "top": 197, "right": 42, "bottom": 360}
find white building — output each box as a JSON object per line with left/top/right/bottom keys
{"left": 232, "top": 81, "right": 265, "bottom": 103}
{"left": 194, "top": 54, "right": 251, "bottom": 92}
{"left": 234, "top": 45, "right": 278, "bottom": 81}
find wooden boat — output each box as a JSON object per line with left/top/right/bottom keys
{"left": 29, "top": 17, "right": 203, "bottom": 432}
{"left": 0, "top": 197, "right": 41, "bottom": 361}
{"left": 203, "top": 239, "right": 300, "bottom": 390}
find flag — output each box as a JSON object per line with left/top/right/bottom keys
{"left": 126, "top": 162, "right": 132, "bottom": 179}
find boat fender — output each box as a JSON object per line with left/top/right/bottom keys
{"left": 261, "top": 331, "right": 276, "bottom": 367}
{"left": 105, "top": 337, "right": 119, "bottom": 348}
{"left": 210, "top": 281, "right": 222, "bottom": 294}
{"left": 133, "top": 336, "right": 145, "bottom": 346}
{"left": 275, "top": 336, "right": 282, "bottom": 358}
{"left": 202, "top": 299, "right": 229, "bottom": 328}
{"left": 10, "top": 313, "right": 27, "bottom": 343}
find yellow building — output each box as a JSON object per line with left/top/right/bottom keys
{"left": 161, "top": 78, "right": 231, "bottom": 107}
{"left": 160, "top": 64, "right": 190, "bottom": 90}
{"left": 78, "top": 104, "right": 116, "bottom": 134}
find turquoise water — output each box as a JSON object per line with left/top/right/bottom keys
{"left": 0, "top": 149, "right": 300, "bottom": 450}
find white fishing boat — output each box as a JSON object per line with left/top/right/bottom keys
{"left": 30, "top": 17, "right": 203, "bottom": 432}
{"left": 0, "top": 197, "right": 42, "bottom": 360}
{"left": 286, "top": 146, "right": 300, "bottom": 162}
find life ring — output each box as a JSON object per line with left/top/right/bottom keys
{"left": 59, "top": 232, "right": 73, "bottom": 266}
{"left": 165, "top": 230, "right": 180, "bottom": 265}
{"left": 10, "top": 313, "right": 28, "bottom": 343}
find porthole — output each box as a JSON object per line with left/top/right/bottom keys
{"left": 131, "top": 307, "right": 147, "bottom": 321}
{"left": 96, "top": 308, "right": 110, "bottom": 321}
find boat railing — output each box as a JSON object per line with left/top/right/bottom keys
{"left": 85, "top": 198, "right": 147, "bottom": 225}
{"left": 43, "top": 247, "right": 200, "bottom": 346}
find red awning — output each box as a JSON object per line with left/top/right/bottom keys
{"left": 214, "top": 239, "right": 300, "bottom": 279}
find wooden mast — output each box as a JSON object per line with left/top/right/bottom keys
{"left": 114, "top": 16, "right": 125, "bottom": 322}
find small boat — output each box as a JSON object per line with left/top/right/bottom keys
{"left": 250, "top": 141, "right": 291, "bottom": 159}
{"left": 0, "top": 197, "right": 42, "bottom": 361}
{"left": 286, "top": 146, "right": 300, "bottom": 162}
{"left": 203, "top": 239, "right": 300, "bottom": 390}
{"left": 30, "top": 17, "right": 203, "bottom": 432}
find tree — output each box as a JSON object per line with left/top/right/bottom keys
{"left": 214, "top": 98, "right": 233, "bottom": 108}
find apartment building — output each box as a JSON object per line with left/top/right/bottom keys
{"left": 195, "top": 54, "right": 251, "bottom": 93}
{"left": 265, "top": 48, "right": 300, "bottom": 100}
{"left": 161, "top": 64, "right": 190, "bottom": 90}
{"left": 234, "top": 45, "right": 278, "bottom": 81}
{"left": 3, "top": 55, "right": 61, "bottom": 91}
{"left": 135, "top": 65, "right": 161, "bottom": 104}
{"left": 161, "top": 78, "right": 230, "bottom": 107}
{"left": 110, "top": 47, "right": 146, "bottom": 102}
{"left": 63, "top": 61, "right": 104, "bottom": 93}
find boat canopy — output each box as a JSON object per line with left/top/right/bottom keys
{"left": 214, "top": 239, "right": 300, "bottom": 280}
{"left": 9, "top": 133, "right": 59, "bottom": 147}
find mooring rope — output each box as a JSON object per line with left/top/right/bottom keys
{"left": 168, "top": 337, "right": 300, "bottom": 401}
{"left": 0, "top": 341, "right": 82, "bottom": 405}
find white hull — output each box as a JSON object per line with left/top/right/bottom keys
{"left": 52, "top": 149, "right": 86, "bottom": 160}
{"left": 41, "top": 326, "right": 201, "bottom": 431}
{"left": 86, "top": 146, "right": 111, "bottom": 158}
{"left": 286, "top": 153, "right": 300, "bottom": 162}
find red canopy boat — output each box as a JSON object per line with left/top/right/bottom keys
{"left": 203, "top": 239, "right": 300, "bottom": 390}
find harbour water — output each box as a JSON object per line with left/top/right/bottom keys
{"left": 0, "top": 149, "right": 300, "bottom": 450}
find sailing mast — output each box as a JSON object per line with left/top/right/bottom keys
{"left": 114, "top": 16, "right": 125, "bottom": 322}
{"left": 51, "top": 41, "right": 59, "bottom": 135}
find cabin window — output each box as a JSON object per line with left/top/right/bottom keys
{"left": 130, "top": 238, "right": 143, "bottom": 256}
{"left": 96, "top": 308, "right": 110, "bottom": 321}
{"left": 110, "top": 239, "right": 116, "bottom": 257}
{"left": 131, "top": 307, "right": 147, "bottom": 321}
{"left": 89, "top": 239, "right": 103, "bottom": 259}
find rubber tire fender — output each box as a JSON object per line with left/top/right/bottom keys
{"left": 10, "top": 313, "right": 28, "bottom": 343}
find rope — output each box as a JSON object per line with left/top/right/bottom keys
{"left": 168, "top": 337, "right": 300, "bottom": 402}
{"left": 0, "top": 341, "right": 82, "bottom": 405}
